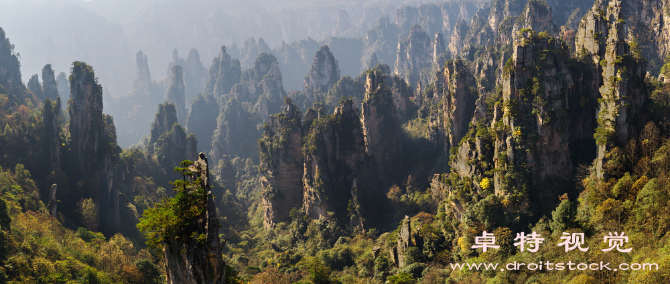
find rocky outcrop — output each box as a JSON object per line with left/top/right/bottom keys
{"left": 588, "top": 0, "right": 648, "bottom": 178}
{"left": 443, "top": 30, "right": 599, "bottom": 214}
{"left": 149, "top": 102, "right": 179, "bottom": 148}
{"left": 320, "top": 37, "right": 364, "bottom": 79}
{"left": 302, "top": 99, "right": 368, "bottom": 222}
{"left": 68, "top": 61, "right": 104, "bottom": 179}
{"left": 149, "top": 102, "right": 196, "bottom": 172}
{"left": 304, "top": 45, "right": 341, "bottom": 103}
{"left": 448, "top": 20, "right": 469, "bottom": 57}
{"left": 204, "top": 46, "right": 242, "bottom": 98}
{"left": 240, "top": 37, "right": 272, "bottom": 69}
{"left": 56, "top": 72, "right": 69, "bottom": 102}
{"left": 442, "top": 60, "right": 478, "bottom": 154}
{"left": 257, "top": 97, "right": 388, "bottom": 229}
{"left": 390, "top": 75, "right": 414, "bottom": 122}
{"left": 510, "top": 0, "right": 559, "bottom": 41}
{"left": 230, "top": 53, "right": 286, "bottom": 121}
{"left": 109, "top": 51, "right": 165, "bottom": 147}
{"left": 494, "top": 31, "right": 576, "bottom": 197}
{"left": 164, "top": 153, "right": 227, "bottom": 284}
{"left": 363, "top": 17, "right": 401, "bottom": 73}
{"left": 28, "top": 75, "right": 43, "bottom": 100}
{"left": 42, "top": 64, "right": 59, "bottom": 101}
{"left": 0, "top": 27, "right": 22, "bottom": 89}
{"left": 487, "top": 0, "right": 527, "bottom": 37}
{"left": 183, "top": 49, "right": 207, "bottom": 104}
{"left": 166, "top": 65, "right": 187, "bottom": 124}
{"left": 48, "top": 184, "right": 57, "bottom": 218}
{"left": 42, "top": 98, "right": 61, "bottom": 172}
{"left": 166, "top": 49, "right": 207, "bottom": 105}
{"left": 433, "top": 32, "right": 448, "bottom": 67}
{"left": 394, "top": 25, "right": 432, "bottom": 86}
{"left": 133, "top": 51, "right": 154, "bottom": 95}
{"left": 361, "top": 70, "right": 401, "bottom": 180}
{"left": 186, "top": 94, "right": 220, "bottom": 154}
{"left": 393, "top": 216, "right": 413, "bottom": 268}
{"left": 324, "top": 75, "right": 366, "bottom": 112}
{"left": 273, "top": 37, "right": 321, "bottom": 92}
{"left": 260, "top": 98, "right": 304, "bottom": 228}
{"left": 209, "top": 98, "right": 259, "bottom": 164}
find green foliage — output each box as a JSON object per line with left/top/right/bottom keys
{"left": 137, "top": 160, "right": 207, "bottom": 252}
{"left": 387, "top": 272, "right": 416, "bottom": 284}
{"left": 149, "top": 102, "right": 179, "bottom": 156}
{"left": 550, "top": 199, "right": 577, "bottom": 233}
{"left": 307, "top": 257, "right": 331, "bottom": 284}
{"left": 134, "top": 259, "right": 162, "bottom": 284}
{"left": 373, "top": 254, "right": 391, "bottom": 280}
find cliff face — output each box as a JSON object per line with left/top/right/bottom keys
{"left": 433, "top": 32, "right": 448, "bottom": 67}
{"left": 42, "top": 98, "right": 61, "bottom": 172}
{"left": 260, "top": 99, "right": 304, "bottom": 228}
{"left": 361, "top": 70, "right": 401, "bottom": 180}
{"left": 442, "top": 60, "right": 477, "bottom": 154}
{"left": 510, "top": 0, "right": 559, "bottom": 40}
{"left": 302, "top": 100, "right": 368, "bottom": 222}
{"left": 68, "top": 62, "right": 104, "bottom": 179}
{"left": 186, "top": 94, "right": 219, "bottom": 154}
{"left": 183, "top": 49, "right": 207, "bottom": 104}
{"left": 56, "top": 72, "right": 70, "bottom": 102}
{"left": 448, "top": 20, "right": 469, "bottom": 57}
{"left": 362, "top": 2, "right": 477, "bottom": 71}
{"left": 583, "top": 0, "right": 648, "bottom": 178}
{"left": 363, "top": 17, "right": 401, "bottom": 75}
{"left": 149, "top": 102, "right": 179, "bottom": 148}
{"left": 394, "top": 25, "right": 432, "bottom": 86}
{"left": 324, "top": 75, "right": 366, "bottom": 112}
{"left": 164, "top": 153, "right": 227, "bottom": 284}
{"left": 204, "top": 46, "right": 242, "bottom": 98}
{"left": 231, "top": 53, "right": 286, "bottom": 121}
{"left": 166, "top": 49, "right": 207, "bottom": 105}
{"left": 495, "top": 31, "right": 575, "bottom": 197}
{"left": 390, "top": 74, "right": 414, "bottom": 122}
{"left": 239, "top": 37, "right": 273, "bottom": 69}
{"left": 273, "top": 37, "right": 321, "bottom": 92}
{"left": 389, "top": 215, "right": 419, "bottom": 268}
{"left": 442, "top": 30, "right": 599, "bottom": 215}
{"left": 209, "top": 98, "right": 259, "bottom": 164}
{"left": 0, "top": 27, "right": 22, "bottom": 89}
{"left": 166, "top": 65, "right": 187, "bottom": 125}
{"left": 304, "top": 45, "right": 341, "bottom": 103}
{"left": 572, "top": 0, "right": 670, "bottom": 74}
{"left": 42, "top": 64, "right": 59, "bottom": 101}
{"left": 133, "top": 50, "right": 154, "bottom": 95}
{"left": 150, "top": 102, "right": 196, "bottom": 173}
{"left": 258, "top": 97, "right": 387, "bottom": 229}
{"left": 27, "top": 75, "right": 43, "bottom": 100}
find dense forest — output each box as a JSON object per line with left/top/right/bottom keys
{"left": 0, "top": 0, "right": 669, "bottom": 283}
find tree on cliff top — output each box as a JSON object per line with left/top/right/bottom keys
{"left": 137, "top": 160, "right": 207, "bottom": 252}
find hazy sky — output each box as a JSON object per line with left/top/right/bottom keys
{"left": 0, "top": 0, "right": 443, "bottom": 97}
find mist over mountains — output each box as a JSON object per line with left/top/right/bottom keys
{"left": 0, "top": 0, "right": 467, "bottom": 98}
